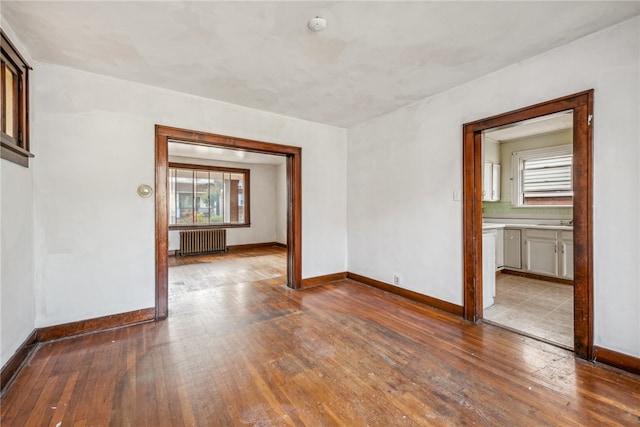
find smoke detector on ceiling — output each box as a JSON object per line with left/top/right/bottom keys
{"left": 308, "top": 16, "right": 327, "bottom": 32}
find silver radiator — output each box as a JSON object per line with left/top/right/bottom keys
{"left": 178, "top": 229, "right": 227, "bottom": 256}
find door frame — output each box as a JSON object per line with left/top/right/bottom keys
{"left": 462, "top": 90, "right": 594, "bottom": 359}
{"left": 154, "top": 125, "right": 302, "bottom": 319}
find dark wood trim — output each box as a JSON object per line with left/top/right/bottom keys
{"left": 1, "top": 139, "right": 34, "bottom": 157}
{"left": 168, "top": 250, "right": 177, "bottom": 257}
{"left": 155, "top": 128, "right": 170, "bottom": 319}
{"left": 0, "top": 330, "right": 37, "bottom": 394}
{"left": 1, "top": 29, "right": 30, "bottom": 161}
{"left": 501, "top": 269, "right": 574, "bottom": 286}
{"left": 168, "top": 162, "right": 250, "bottom": 174}
{"left": 287, "top": 153, "right": 303, "bottom": 289}
{"left": 158, "top": 125, "right": 302, "bottom": 156}
{"left": 463, "top": 130, "right": 483, "bottom": 321}
{"left": 594, "top": 346, "right": 640, "bottom": 376}
{"left": 275, "top": 242, "right": 287, "bottom": 249}
{"left": 462, "top": 90, "right": 594, "bottom": 360}
{"left": 347, "top": 272, "right": 463, "bottom": 317}
{"left": 301, "top": 272, "right": 347, "bottom": 288}
{"left": 169, "top": 223, "right": 251, "bottom": 231}
{"left": 156, "top": 125, "right": 303, "bottom": 318}
{"left": 36, "top": 308, "right": 155, "bottom": 342}
{"left": 1, "top": 144, "right": 29, "bottom": 167}
{"left": 227, "top": 242, "right": 281, "bottom": 251}
{"left": 574, "top": 90, "right": 594, "bottom": 360}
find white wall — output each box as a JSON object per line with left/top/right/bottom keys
{"left": 167, "top": 156, "right": 279, "bottom": 249}
{"left": 348, "top": 17, "right": 640, "bottom": 358}
{"left": 1, "top": 162, "right": 36, "bottom": 367}
{"left": 33, "top": 63, "right": 347, "bottom": 327}
{"left": 275, "top": 163, "right": 287, "bottom": 245}
{"left": 0, "top": 20, "right": 36, "bottom": 367}
{"left": 483, "top": 137, "right": 500, "bottom": 164}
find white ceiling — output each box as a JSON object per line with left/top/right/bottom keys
{"left": 3, "top": 2, "right": 639, "bottom": 128}
{"left": 169, "top": 141, "right": 286, "bottom": 165}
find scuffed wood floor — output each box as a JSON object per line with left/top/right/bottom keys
{"left": 2, "top": 247, "right": 639, "bottom": 426}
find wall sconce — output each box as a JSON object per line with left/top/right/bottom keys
{"left": 137, "top": 184, "right": 153, "bottom": 198}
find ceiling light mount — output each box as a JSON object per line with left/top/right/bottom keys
{"left": 308, "top": 16, "right": 327, "bottom": 32}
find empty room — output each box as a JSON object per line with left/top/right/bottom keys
{"left": 1, "top": 2, "right": 639, "bottom": 425}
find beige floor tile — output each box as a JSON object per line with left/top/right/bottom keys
{"left": 485, "top": 274, "right": 573, "bottom": 349}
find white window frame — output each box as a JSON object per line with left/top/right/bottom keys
{"left": 511, "top": 144, "right": 573, "bottom": 208}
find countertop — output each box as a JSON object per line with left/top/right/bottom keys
{"left": 482, "top": 222, "right": 573, "bottom": 231}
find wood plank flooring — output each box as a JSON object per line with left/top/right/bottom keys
{"left": 2, "top": 247, "right": 639, "bottom": 426}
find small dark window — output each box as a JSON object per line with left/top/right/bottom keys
{"left": 1, "top": 29, "right": 32, "bottom": 167}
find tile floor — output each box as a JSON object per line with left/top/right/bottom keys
{"left": 484, "top": 273, "right": 574, "bottom": 349}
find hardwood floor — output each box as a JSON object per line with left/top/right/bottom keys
{"left": 2, "top": 248, "right": 639, "bottom": 426}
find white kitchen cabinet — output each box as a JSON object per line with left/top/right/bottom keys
{"left": 503, "top": 226, "right": 573, "bottom": 281}
{"left": 482, "top": 162, "right": 501, "bottom": 202}
{"left": 503, "top": 229, "right": 522, "bottom": 269}
{"left": 495, "top": 228, "right": 504, "bottom": 269}
{"left": 482, "top": 230, "right": 496, "bottom": 308}
{"left": 491, "top": 163, "right": 501, "bottom": 201}
{"left": 523, "top": 229, "right": 559, "bottom": 277}
{"left": 559, "top": 231, "right": 574, "bottom": 279}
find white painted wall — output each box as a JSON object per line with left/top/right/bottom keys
{"left": 275, "top": 163, "right": 287, "bottom": 245}
{"left": 1, "top": 162, "right": 36, "bottom": 367}
{"left": 33, "top": 64, "right": 347, "bottom": 327}
{"left": 348, "top": 17, "right": 640, "bottom": 358}
{"left": 0, "top": 20, "right": 36, "bottom": 367}
{"left": 482, "top": 137, "right": 500, "bottom": 164}
{"left": 167, "top": 156, "right": 279, "bottom": 249}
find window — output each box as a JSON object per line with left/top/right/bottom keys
{"left": 169, "top": 163, "right": 250, "bottom": 227}
{"left": 512, "top": 145, "right": 573, "bottom": 207}
{"left": 1, "top": 29, "right": 32, "bottom": 167}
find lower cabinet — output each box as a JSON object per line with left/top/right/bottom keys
{"left": 523, "top": 229, "right": 558, "bottom": 277}
{"left": 482, "top": 230, "right": 496, "bottom": 308}
{"left": 522, "top": 229, "right": 574, "bottom": 280}
{"left": 495, "top": 228, "right": 504, "bottom": 269}
{"left": 503, "top": 229, "right": 522, "bottom": 269}
{"left": 559, "top": 231, "right": 574, "bottom": 280}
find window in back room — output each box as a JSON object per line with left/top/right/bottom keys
{"left": 514, "top": 145, "right": 573, "bottom": 207}
{"left": 168, "top": 163, "right": 250, "bottom": 227}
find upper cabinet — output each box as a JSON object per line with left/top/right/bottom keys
{"left": 483, "top": 161, "right": 501, "bottom": 202}
{"left": 482, "top": 136, "right": 500, "bottom": 202}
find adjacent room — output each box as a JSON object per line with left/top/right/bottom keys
{"left": 166, "top": 141, "right": 289, "bottom": 311}
{"left": 481, "top": 112, "right": 575, "bottom": 349}
{"left": 1, "top": 1, "right": 639, "bottom": 425}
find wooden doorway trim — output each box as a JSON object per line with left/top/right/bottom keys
{"left": 154, "top": 125, "right": 302, "bottom": 319}
{"left": 462, "top": 90, "right": 594, "bottom": 359}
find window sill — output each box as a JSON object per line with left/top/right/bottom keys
{"left": 511, "top": 205, "right": 573, "bottom": 209}
{"left": 169, "top": 223, "right": 251, "bottom": 230}
{"left": 1, "top": 140, "right": 34, "bottom": 167}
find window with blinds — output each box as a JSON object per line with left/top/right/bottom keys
{"left": 522, "top": 154, "right": 573, "bottom": 205}
{"left": 512, "top": 144, "right": 573, "bottom": 207}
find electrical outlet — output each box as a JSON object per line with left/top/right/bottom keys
{"left": 393, "top": 274, "right": 400, "bottom": 285}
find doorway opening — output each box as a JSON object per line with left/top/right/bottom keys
{"left": 462, "top": 91, "right": 594, "bottom": 359}
{"left": 155, "top": 125, "right": 302, "bottom": 320}
{"left": 481, "top": 111, "right": 575, "bottom": 349}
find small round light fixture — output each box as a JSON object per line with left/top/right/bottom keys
{"left": 308, "top": 16, "right": 327, "bottom": 32}
{"left": 137, "top": 184, "right": 153, "bottom": 198}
